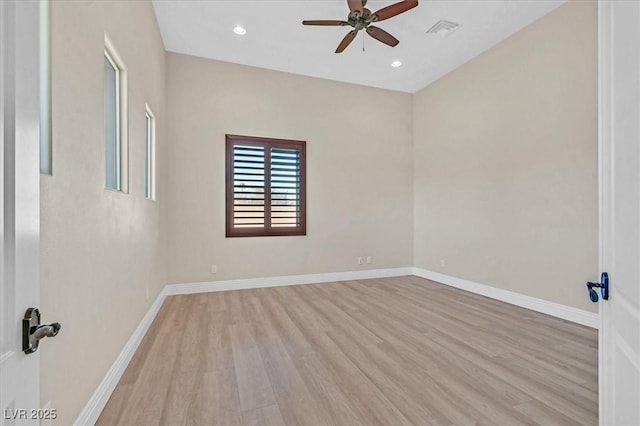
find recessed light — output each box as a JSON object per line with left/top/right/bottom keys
{"left": 233, "top": 26, "right": 246, "bottom": 35}
{"left": 391, "top": 60, "right": 402, "bottom": 68}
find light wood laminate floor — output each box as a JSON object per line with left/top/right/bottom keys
{"left": 98, "top": 276, "right": 598, "bottom": 425}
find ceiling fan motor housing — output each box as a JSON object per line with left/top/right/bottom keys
{"left": 349, "top": 8, "right": 375, "bottom": 29}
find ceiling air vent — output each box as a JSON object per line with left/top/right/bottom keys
{"left": 426, "top": 20, "right": 460, "bottom": 37}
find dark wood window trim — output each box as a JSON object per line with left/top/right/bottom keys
{"left": 226, "top": 134, "right": 306, "bottom": 237}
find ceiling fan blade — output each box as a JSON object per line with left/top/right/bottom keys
{"left": 347, "top": 0, "right": 364, "bottom": 15}
{"left": 372, "top": 0, "right": 418, "bottom": 22}
{"left": 366, "top": 26, "right": 399, "bottom": 47}
{"left": 302, "top": 20, "right": 349, "bottom": 26}
{"left": 335, "top": 30, "right": 358, "bottom": 53}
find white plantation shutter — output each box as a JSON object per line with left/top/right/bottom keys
{"left": 233, "top": 145, "right": 266, "bottom": 228}
{"left": 226, "top": 135, "right": 306, "bottom": 237}
{"left": 271, "top": 147, "right": 302, "bottom": 227}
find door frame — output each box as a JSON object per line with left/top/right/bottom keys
{"left": 598, "top": 0, "right": 615, "bottom": 423}
{"left": 0, "top": 0, "right": 41, "bottom": 422}
{"left": 597, "top": 1, "right": 640, "bottom": 424}
{"left": 597, "top": 2, "right": 609, "bottom": 424}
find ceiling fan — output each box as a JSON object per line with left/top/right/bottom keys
{"left": 302, "top": 0, "right": 419, "bottom": 53}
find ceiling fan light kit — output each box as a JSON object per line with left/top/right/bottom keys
{"left": 302, "top": 0, "right": 419, "bottom": 53}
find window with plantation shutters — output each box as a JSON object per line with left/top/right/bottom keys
{"left": 226, "top": 135, "right": 306, "bottom": 237}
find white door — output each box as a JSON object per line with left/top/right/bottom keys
{"left": 0, "top": 1, "right": 42, "bottom": 425}
{"left": 599, "top": 1, "right": 640, "bottom": 425}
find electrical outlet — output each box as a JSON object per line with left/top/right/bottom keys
{"left": 211, "top": 264, "right": 218, "bottom": 274}
{"left": 358, "top": 257, "right": 364, "bottom": 265}
{"left": 145, "top": 287, "right": 149, "bottom": 301}
{"left": 440, "top": 259, "right": 446, "bottom": 268}
{"left": 366, "top": 256, "right": 372, "bottom": 264}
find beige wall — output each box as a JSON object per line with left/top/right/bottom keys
{"left": 413, "top": 0, "right": 598, "bottom": 312}
{"left": 165, "top": 54, "right": 414, "bottom": 284}
{"left": 41, "top": 1, "right": 166, "bottom": 424}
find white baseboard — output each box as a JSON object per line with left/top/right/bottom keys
{"left": 164, "top": 267, "right": 414, "bottom": 295}
{"left": 74, "top": 288, "right": 168, "bottom": 426}
{"left": 412, "top": 267, "right": 599, "bottom": 329}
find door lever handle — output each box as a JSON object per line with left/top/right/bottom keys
{"left": 31, "top": 323, "right": 61, "bottom": 340}
{"left": 586, "top": 272, "right": 609, "bottom": 302}
{"left": 22, "top": 308, "right": 61, "bottom": 354}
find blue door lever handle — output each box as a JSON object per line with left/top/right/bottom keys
{"left": 586, "top": 272, "right": 609, "bottom": 302}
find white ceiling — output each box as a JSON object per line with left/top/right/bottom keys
{"left": 152, "top": 0, "right": 566, "bottom": 93}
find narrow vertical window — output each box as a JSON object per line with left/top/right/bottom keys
{"left": 145, "top": 105, "right": 156, "bottom": 200}
{"left": 103, "top": 34, "right": 128, "bottom": 192}
{"left": 39, "top": 0, "right": 51, "bottom": 174}
{"left": 104, "top": 50, "right": 120, "bottom": 191}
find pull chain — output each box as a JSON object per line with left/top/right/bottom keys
{"left": 362, "top": 31, "right": 365, "bottom": 52}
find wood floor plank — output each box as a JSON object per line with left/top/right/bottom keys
{"left": 99, "top": 276, "right": 598, "bottom": 426}
{"left": 356, "top": 284, "right": 508, "bottom": 357}
{"left": 229, "top": 322, "right": 277, "bottom": 412}
{"left": 418, "top": 338, "right": 534, "bottom": 406}
{"left": 264, "top": 295, "right": 413, "bottom": 424}
{"left": 494, "top": 353, "right": 598, "bottom": 424}
{"left": 272, "top": 286, "right": 333, "bottom": 332}
{"left": 427, "top": 367, "right": 532, "bottom": 426}
{"left": 341, "top": 339, "right": 487, "bottom": 426}
{"left": 186, "top": 370, "right": 243, "bottom": 426}
{"left": 159, "top": 301, "right": 208, "bottom": 425}
{"left": 293, "top": 352, "right": 374, "bottom": 426}
{"left": 423, "top": 324, "right": 598, "bottom": 425}
{"left": 345, "top": 301, "right": 446, "bottom": 372}
{"left": 117, "top": 296, "right": 175, "bottom": 386}
{"left": 503, "top": 342, "right": 596, "bottom": 386}
{"left": 205, "top": 309, "right": 235, "bottom": 373}
{"left": 532, "top": 315, "right": 598, "bottom": 346}
{"left": 513, "top": 400, "right": 585, "bottom": 426}
{"left": 326, "top": 330, "right": 456, "bottom": 425}
{"left": 312, "top": 299, "right": 383, "bottom": 346}
{"left": 205, "top": 291, "right": 227, "bottom": 313}
{"left": 99, "top": 295, "right": 186, "bottom": 426}
{"left": 266, "top": 298, "right": 381, "bottom": 425}
{"left": 311, "top": 281, "right": 362, "bottom": 311}
{"left": 259, "top": 292, "right": 316, "bottom": 360}
{"left": 242, "top": 405, "right": 285, "bottom": 426}
{"left": 244, "top": 297, "right": 335, "bottom": 426}
{"left": 303, "top": 332, "right": 413, "bottom": 425}
{"left": 225, "top": 290, "right": 248, "bottom": 325}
